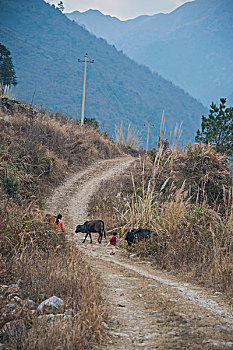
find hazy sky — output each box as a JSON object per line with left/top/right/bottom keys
{"left": 46, "top": 0, "right": 194, "bottom": 20}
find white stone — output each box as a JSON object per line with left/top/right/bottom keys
{"left": 23, "top": 299, "right": 36, "bottom": 310}
{"left": 37, "top": 296, "right": 64, "bottom": 314}
{"left": 102, "top": 321, "right": 110, "bottom": 330}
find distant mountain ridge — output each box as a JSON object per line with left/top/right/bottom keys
{"left": 0, "top": 0, "right": 206, "bottom": 146}
{"left": 66, "top": 9, "right": 136, "bottom": 44}
{"left": 67, "top": 0, "right": 233, "bottom": 106}
{"left": 66, "top": 9, "right": 122, "bottom": 46}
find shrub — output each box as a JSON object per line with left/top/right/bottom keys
{"left": 89, "top": 143, "right": 233, "bottom": 297}
{"left": 1, "top": 176, "right": 19, "bottom": 197}
{"left": 76, "top": 116, "right": 99, "bottom": 129}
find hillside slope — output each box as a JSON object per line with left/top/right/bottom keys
{"left": 0, "top": 96, "right": 121, "bottom": 348}
{"left": 0, "top": 0, "right": 206, "bottom": 145}
{"left": 68, "top": 0, "right": 233, "bottom": 106}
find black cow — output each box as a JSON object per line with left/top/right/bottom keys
{"left": 125, "top": 228, "right": 157, "bottom": 246}
{"left": 75, "top": 220, "right": 106, "bottom": 244}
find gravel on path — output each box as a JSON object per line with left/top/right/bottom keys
{"left": 46, "top": 157, "right": 233, "bottom": 350}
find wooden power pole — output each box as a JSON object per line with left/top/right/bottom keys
{"left": 78, "top": 53, "right": 94, "bottom": 126}
{"left": 146, "top": 122, "right": 150, "bottom": 153}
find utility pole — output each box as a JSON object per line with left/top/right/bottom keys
{"left": 146, "top": 122, "right": 150, "bottom": 153}
{"left": 78, "top": 53, "right": 94, "bottom": 126}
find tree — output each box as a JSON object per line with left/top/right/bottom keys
{"left": 0, "top": 43, "right": 17, "bottom": 87}
{"left": 195, "top": 98, "right": 233, "bottom": 156}
{"left": 57, "top": 1, "right": 64, "bottom": 12}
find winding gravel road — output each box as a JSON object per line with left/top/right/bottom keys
{"left": 46, "top": 157, "right": 233, "bottom": 350}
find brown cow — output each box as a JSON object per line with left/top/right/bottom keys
{"left": 44, "top": 214, "right": 56, "bottom": 226}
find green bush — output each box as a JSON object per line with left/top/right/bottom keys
{"left": 76, "top": 117, "right": 99, "bottom": 129}
{"left": 1, "top": 176, "right": 19, "bottom": 197}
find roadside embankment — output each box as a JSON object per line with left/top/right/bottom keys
{"left": 0, "top": 98, "right": 122, "bottom": 349}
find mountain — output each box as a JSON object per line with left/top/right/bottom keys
{"left": 67, "top": 0, "right": 233, "bottom": 107}
{"left": 0, "top": 0, "right": 206, "bottom": 146}
{"left": 66, "top": 9, "right": 122, "bottom": 40}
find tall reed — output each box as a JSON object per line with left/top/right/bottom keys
{"left": 0, "top": 84, "right": 15, "bottom": 99}
{"left": 115, "top": 121, "right": 140, "bottom": 149}
{"left": 121, "top": 141, "right": 233, "bottom": 295}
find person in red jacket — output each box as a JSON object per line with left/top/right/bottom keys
{"left": 109, "top": 232, "right": 117, "bottom": 255}
{"left": 55, "top": 214, "right": 66, "bottom": 234}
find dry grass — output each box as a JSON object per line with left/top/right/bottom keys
{"left": 88, "top": 143, "right": 233, "bottom": 297}
{"left": 138, "top": 282, "right": 233, "bottom": 349}
{"left": 115, "top": 121, "right": 140, "bottom": 151}
{"left": 0, "top": 104, "right": 121, "bottom": 179}
{"left": 1, "top": 247, "right": 106, "bottom": 349}
{"left": 0, "top": 84, "right": 15, "bottom": 99}
{"left": 0, "top": 98, "right": 120, "bottom": 348}
{"left": 0, "top": 101, "right": 122, "bottom": 255}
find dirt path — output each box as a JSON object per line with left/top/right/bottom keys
{"left": 46, "top": 157, "right": 233, "bottom": 350}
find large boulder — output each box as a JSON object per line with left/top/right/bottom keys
{"left": 37, "top": 296, "right": 64, "bottom": 314}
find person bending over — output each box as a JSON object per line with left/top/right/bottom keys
{"left": 55, "top": 214, "right": 66, "bottom": 234}
{"left": 109, "top": 231, "right": 117, "bottom": 255}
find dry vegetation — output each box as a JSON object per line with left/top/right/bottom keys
{"left": 89, "top": 143, "right": 233, "bottom": 297}
{"left": 115, "top": 121, "right": 141, "bottom": 156}
{"left": 0, "top": 97, "right": 121, "bottom": 349}
{"left": 1, "top": 248, "right": 106, "bottom": 349}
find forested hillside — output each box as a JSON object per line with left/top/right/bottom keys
{"left": 0, "top": 0, "right": 206, "bottom": 145}
{"left": 68, "top": 0, "right": 233, "bottom": 106}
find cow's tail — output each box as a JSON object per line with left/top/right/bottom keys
{"left": 102, "top": 221, "right": 106, "bottom": 239}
